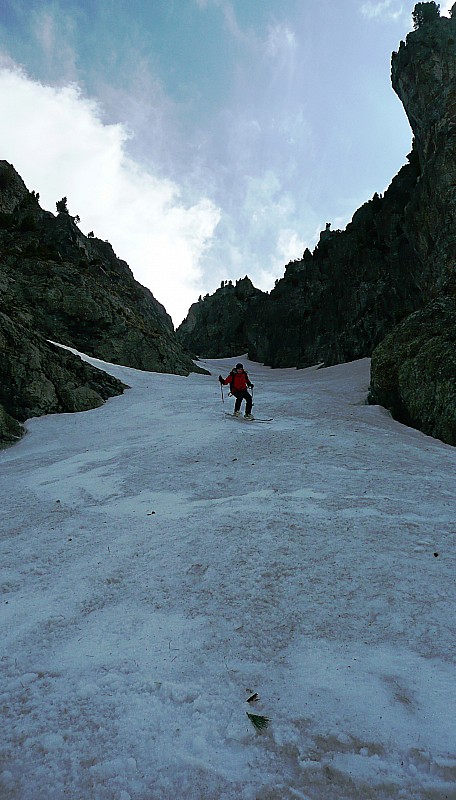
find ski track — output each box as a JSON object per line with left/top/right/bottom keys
{"left": 0, "top": 353, "right": 455, "bottom": 800}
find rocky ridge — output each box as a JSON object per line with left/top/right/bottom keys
{"left": 177, "top": 6, "right": 456, "bottom": 446}
{"left": 0, "top": 162, "right": 200, "bottom": 445}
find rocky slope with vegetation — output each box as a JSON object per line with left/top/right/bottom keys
{"left": 0, "top": 161, "right": 200, "bottom": 445}
{"left": 178, "top": 3, "right": 455, "bottom": 446}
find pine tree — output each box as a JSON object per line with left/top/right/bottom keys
{"left": 56, "top": 197, "right": 69, "bottom": 214}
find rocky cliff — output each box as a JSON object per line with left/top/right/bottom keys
{"left": 178, "top": 5, "right": 456, "bottom": 446}
{"left": 0, "top": 161, "right": 200, "bottom": 445}
{"left": 369, "top": 7, "right": 456, "bottom": 445}
{"left": 178, "top": 277, "right": 266, "bottom": 358}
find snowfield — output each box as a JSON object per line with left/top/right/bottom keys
{"left": 1, "top": 353, "right": 455, "bottom": 800}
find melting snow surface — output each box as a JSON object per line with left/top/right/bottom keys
{"left": 1, "top": 353, "right": 455, "bottom": 800}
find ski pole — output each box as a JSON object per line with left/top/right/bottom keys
{"left": 220, "top": 383, "right": 224, "bottom": 404}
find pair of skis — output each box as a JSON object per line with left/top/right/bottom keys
{"left": 224, "top": 412, "right": 273, "bottom": 424}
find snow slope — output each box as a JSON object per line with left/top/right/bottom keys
{"left": 1, "top": 353, "right": 455, "bottom": 800}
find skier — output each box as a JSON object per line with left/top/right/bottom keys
{"left": 219, "top": 363, "right": 255, "bottom": 419}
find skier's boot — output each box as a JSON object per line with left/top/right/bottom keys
{"left": 244, "top": 413, "right": 254, "bottom": 420}
{"left": 233, "top": 411, "right": 240, "bottom": 417}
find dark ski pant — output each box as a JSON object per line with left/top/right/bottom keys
{"left": 232, "top": 389, "right": 253, "bottom": 415}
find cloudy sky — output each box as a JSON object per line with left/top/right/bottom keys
{"left": 0, "top": 1, "right": 452, "bottom": 325}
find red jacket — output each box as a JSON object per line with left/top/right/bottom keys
{"left": 223, "top": 370, "right": 252, "bottom": 392}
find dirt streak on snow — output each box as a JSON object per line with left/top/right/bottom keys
{"left": 0, "top": 353, "right": 455, "bottom": 800}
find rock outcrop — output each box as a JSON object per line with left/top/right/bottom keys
{"left": 178, "top": 5, "right": 456, "bottom": 446}
{"left": 0, "top": 161, "right": 201, "bottom": 446}
{"left": 0, "top": 312, "right": 126, "bottom": 446}
{"left": 177, "top": 277, "right": 266, "bottom": 357}
{"left": 369, "top": 297, "right": 456, "bottom": 444}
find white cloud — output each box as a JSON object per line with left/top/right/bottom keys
{"left": 360, "top": 1, "right": 404, "bottom": 21}
{"left": 218, "top": 171, "right": 305, "bottom": 290}
{"left": 264, "top": 23, "right": 297, "bottom": 58}
{"left": 441, "top": 1, "right": 454, "bottom": 16}
{"left": 253, "top": 226, "right": 305, "bottom": 291}
{"left": 0, "top": 64, "right": 220, "bottom": 325}
{"left": 193, "top": 0, "right": 259, "bottom": 49}
{"left": 242, "top": 171, "right": 293, "bottom": 234}
{"left": 29, "top": 5, "right": 78, "bottom": 83}
{"left": 276, "top": 228, "right": 305, "bottom": 262}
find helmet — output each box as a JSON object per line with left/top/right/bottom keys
{"left": 235, "top": 363, "right": 243, "bottom": 369}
